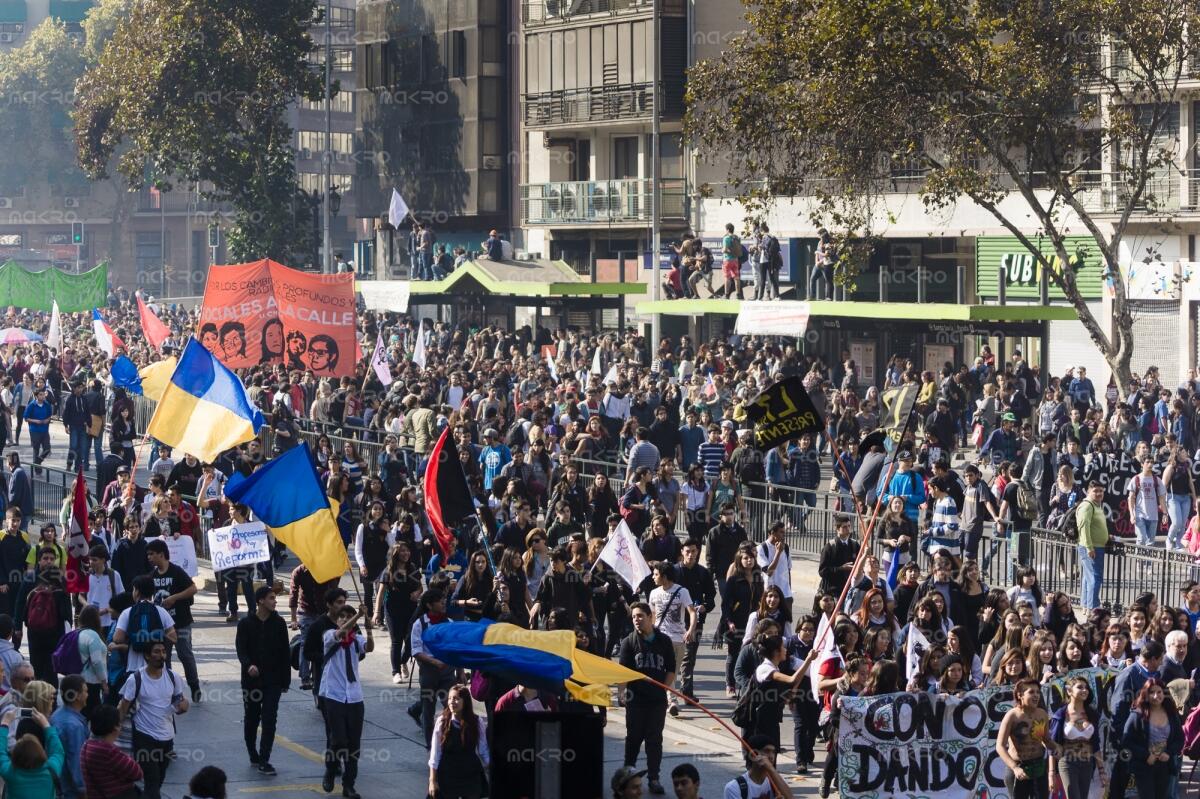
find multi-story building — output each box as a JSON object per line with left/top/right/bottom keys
{"left": 355, "top": 0, "right": 510, "bottom": 276}
{"left": 670, "top": 22, "right": 1200, "bottom": 388}
{"left": 0, "top": 0, "right": 358, "bottom": 295}
{"left": 517, "top": 0, "right": 690, "bottom": 276}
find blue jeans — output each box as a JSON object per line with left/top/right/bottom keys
{"left": 68, "top": 427, "right": 89, "bottom": 471}
{"left": 1168, "top": 494, "right": 1192, "bottom": 550}
{"left": 1078, "top": 545, "right": 1104, "bottom": 610}
{"left": 91, "top": 435, "right": 104, "bottom": 472}
{"left": 808, "top": 265, "right": 833, "bottom": 300}
{"left": 1135, "top": 518, "right": 1159, "bottom": 547}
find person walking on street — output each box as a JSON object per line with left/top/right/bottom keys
{"left": 0, "top": 704, "right": 63, "bottom": 799}
{"left": 79, "top": 705, "right": 143, "bottom": 799}
{"left": 289, "top": 563, "right": 339, "bottom": 691}
{"left": 318, "top": 603, "right": 372, "bottom": 799}
{"left": 145, "top": 539, "right": 200, "bottom": 702}
{"left": 23, "top": 387, "right": 52, "bottom": 467}
{"left": 117, "top": 639, "right": 189, "bottom": 799}
{"left": 13, "top": 549, "right": 71, "bottom": 688}
{"left": 618, "top": 601, "right": 676, "bottom": 796}
{"left": 235, "top": 585, "right": 291, "bottom": 776}
{"left": 49, "top": 674, "right": 88, "bottom": 799}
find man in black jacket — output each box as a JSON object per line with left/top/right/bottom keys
{"left": 673, "top": 539, "right": 715, "bottom": 700}
{"left": 704, "top": 505, "right": 747, "bottom": 602}
{"left": 61, "top": 380, "right": 91, "bottom": 473}
{"left": 816, "top": 514, "right": 858, "bottom": 609}
{"left": 0, "top": 509, "right": 28, "bottom": 618}
{"left": 235, "top": 586, "right": 291, "bottom": 775}
{"left": 618, "top": 601, "right": 676, "bottom": 796}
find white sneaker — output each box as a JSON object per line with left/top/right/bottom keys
{"left": 392, "top": 673, "right": 403, "bottom": 685}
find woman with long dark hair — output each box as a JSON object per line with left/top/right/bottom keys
{"left": 353, "top": 500, "right": 393, "bottom": 619}
{"left": 451, "top": 551, "right": 493, "bottom": 623}
{"left": 1123, "top": 679, "right": 1183, "bottom": 799}
{"left": 1049, "top": 676, "right": 1106, "bottom": 799}
{"left": 721, "top": 546, "right": 764, "bottom": 697}
{"left": 373, "top": 541, "right": 423, "bottom": 682}
{"left": 428, "top": 684, "right": 489, "bottom": 799}
{"left": 586, "top": 473, "right": 619, "bottom": 540}
{"left": 681, "top": 464, "right": 710, "bottom": 542}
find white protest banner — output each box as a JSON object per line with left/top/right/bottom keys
{"left": 145, "top": 535, "right": 198, "bottom": 577}
{"left": 837, "top": 668, "right": 1118, "bottom": 799}
{"left": 358, "top": 280, "right": 411, "bottom": 312}
{"left": 734, "top": 300, "right": 810, "bottom": 337}
{"left": 597, "top": 520, "right": 651, "bottom": 590}
{"left": 206, "top": 521, "right": 271, "bottom": 572}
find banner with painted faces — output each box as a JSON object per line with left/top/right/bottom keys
{"left": 197, "top": 259, "right": 356, "bottom": 377}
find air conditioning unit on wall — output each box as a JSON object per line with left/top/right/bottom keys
{"left": 64, "top": 197, "right": 80, "bottom": 209}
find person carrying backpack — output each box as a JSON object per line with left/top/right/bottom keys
{"left": 721, "top": 223, "right": 745, "bottom": 300}
{"left": 12, "top": 548, "right": 71, "bottom": 688}
{"left": 753, "top": 225, "right": 782, "bottom": 301}
{"left": 997, "top": 461, "right": 1038, "bottom": 583}
{"left": 111, "top": 575, "right": 177, "bottom": 694}
{"left": 116, "top": 639, "right": 188, "bottom": 799}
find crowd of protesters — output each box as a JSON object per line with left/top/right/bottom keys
{"left": 0, "top": 284, "right": 1193, "bottom": 797}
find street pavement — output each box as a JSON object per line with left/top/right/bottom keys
{"left": 5, "top": 425, "right": 833, "bottom": 798}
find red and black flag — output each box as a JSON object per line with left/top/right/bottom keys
{"left": 423, "top": 426, "right": 474, "bottom": 560}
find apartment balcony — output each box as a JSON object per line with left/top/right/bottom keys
{"left": 522, "top": 0, "right": 683, "bottom": 26}
{"left": 521, "top": 178, "right": 686, "bottom": 225}
{"left": 524, "top": 83, "right": 684, "bottom": 128}
{"left": 134, "top": 188, "right": 231, "bottom": 215}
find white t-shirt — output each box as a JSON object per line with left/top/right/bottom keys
{"left": 115, "top": 604, "right": 175, "bottom": 673}
{"left": 120, "top": 667, "right": 184, "bottom": 742}
{"left": 87, "top": 568, "right": 125, "bottom": 626}
{"left": 756, "top": 540, "right": 792, "bottom": 598}
{"left": 1128, "top": 474, "right": 1165, "bottom": 520}
{"left": 648, "top": 584, "right": 692, "bottom": 644}
{"left": 724, "top": 772, "right": 772, "bottom": 799}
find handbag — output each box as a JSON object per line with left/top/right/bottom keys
{"left": 88, "top": 413, "right": 105, "bottom": 437}
{"left": 971, "top": 422, "right": 984, "bottom": 449}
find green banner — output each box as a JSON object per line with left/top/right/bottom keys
{"left": 0, "top": 262, "right": 108, "bottom": 312}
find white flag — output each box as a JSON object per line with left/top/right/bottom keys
{"left": 388, "top": 188, "right": 410, "bottom": 229}
{"left": 370, "top": 331, "right": 393, "bottom": 386}
{"left": 412, "top": 324, "right": 427, "bottom": 369}
{"left": 603, "top": 363, "right": 619, "bottom": 386}
{"left": 597, "top": 520, "right": 651, "bottom": 590}
{"left": 546, "top": 350, "right": 558, "bottom": 383}
{"left": 906, "top": 625, "right": 932, "bottom": 683}
{"left": 47, "top": 300, "right": 61, "bottom": 353}
{"left": 591, "top": 346, "right": 602, "bottom": 376}
{"left": 810, "top": 612, "right": 844, "bottom": 702}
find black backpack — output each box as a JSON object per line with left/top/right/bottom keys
{"left": 731, "top": 678, "right": 763, "bottom": 729}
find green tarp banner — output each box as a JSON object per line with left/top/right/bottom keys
{"left": 0, "top": 262, "right": 108, "bottom": 312}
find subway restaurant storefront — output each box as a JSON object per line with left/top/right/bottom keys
{"left": 975, "top": 235, "right": 1108, "bottom": 385}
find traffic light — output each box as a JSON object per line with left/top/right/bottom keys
{"left": 71, "top": 222, "right": 83, "bottom": 245}
{"left": 207, "top": 223, "right": 220, "bottom": 248}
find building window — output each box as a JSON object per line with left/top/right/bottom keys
{"left": 449, "top": 30, "right": 466, "bottom": 79}
{"left": 135, "top": 232, "right": 163, "bottom": 280}
{"left": 0, "top": 234, "right": 22, "bottom": 248}
{"left": 310, "top": 46, "right": 354, "bottom": 73}
{"left": 481, "top": 26, "right": 502, "bottom": 64}
{"left": 297, "top": 130, "right": 354, "bottom": 156}
{"left": 300, "top": 91, "right": 353, "bottom": 113}
{"left": 479, "top": 170, "right": 499, "bottom": 212}
{"left": 613, "top": 136, "right": 638, "bottom": 179}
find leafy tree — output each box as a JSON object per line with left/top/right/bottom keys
{"left": 686, "top": 0, "right": 1200, "bottom": 390}
{"left": 0, "top": 21, "right": 86, "bottom": 196}
{"left": 74, "top": 0, "right": 324, "bottom": 265}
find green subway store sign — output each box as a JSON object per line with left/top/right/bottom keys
{"left": 976, "top": 235, "right": 1103, "bottom": 301}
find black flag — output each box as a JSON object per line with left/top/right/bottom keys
{"left": 743, "top": 375, "right": 824, "bottom": 452}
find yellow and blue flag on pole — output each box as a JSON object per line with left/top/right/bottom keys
{"left": 146, "top": 338, "right": 264, "bottom": 462}
{"left": 423, "top": 620, "right": 645, "bottom": 706}
{"left": 225, "top": 442, "right": 349, "bottom": 583}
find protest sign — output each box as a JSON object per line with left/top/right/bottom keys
{"left": 145, "top": 535, "right": 198, "bottom": 578}
{"left": 741, "top": 375, "right": 823, "bottom": 451}
{"left": 198, "top": 259, "right": 356, "bottom": 376}
{"left": 837, "top": 668, "right": 1117, "bottom": 799}
{"left": 206, "top": 521, "right": 271, "bottom": 572}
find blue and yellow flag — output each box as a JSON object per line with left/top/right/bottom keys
{"left": 146, "top": 338, "right": 264, "bottom": 463}
{"left": 225, "top": 442, "right": 349, "bottom": 583}
{"left": 423, "top": 620, "right": 644, "bottom": 706}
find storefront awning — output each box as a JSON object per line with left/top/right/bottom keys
{"left": 359, "top": 259, "right": 647, "bottom": 300}
{"left": 0, "top": 0, "right": 26, "bottom": 22}
{"left": 638, "top": 299, "right": 1080, "bottom": 324}
{"left": 48, "top": 0, "right": 91, "bottom": 21}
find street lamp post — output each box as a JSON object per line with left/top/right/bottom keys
{"left": 649, "top": 0, "right": 661, "bottom": 349}
{"left": 322, "top": 0, "right": 333, "bottom": 274}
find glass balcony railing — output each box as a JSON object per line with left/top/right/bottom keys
{"left": 521, "top": 178, "right": 686, "bottom": 224}
{"left": 522, "top": 0, "right": 683, "bottom": 25}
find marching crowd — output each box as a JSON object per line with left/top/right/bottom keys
{"left": 0, "top": 288, "right": 1190, "bottom": 797}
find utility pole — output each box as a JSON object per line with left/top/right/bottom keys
{"left": 322, "top": 0, "right": 333, "bottom": 274}
{"left": 649, "top": 0, "right": 661, "bottom": 348}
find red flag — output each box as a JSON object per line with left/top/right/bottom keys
{"left": 137, "top": 295, "right": 171, "bottom": 352}
{"left": 423, "top": 426, "right": 473, "bottom": 561}
{"left": 65, "top": 470, "right": 91, "bottom": 593}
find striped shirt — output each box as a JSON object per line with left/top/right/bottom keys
{"left": 926, "top": 496, "right": 962, "bottom": 557}
{"left": 698, "top": 442, "right": 726, "bottom": 479}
